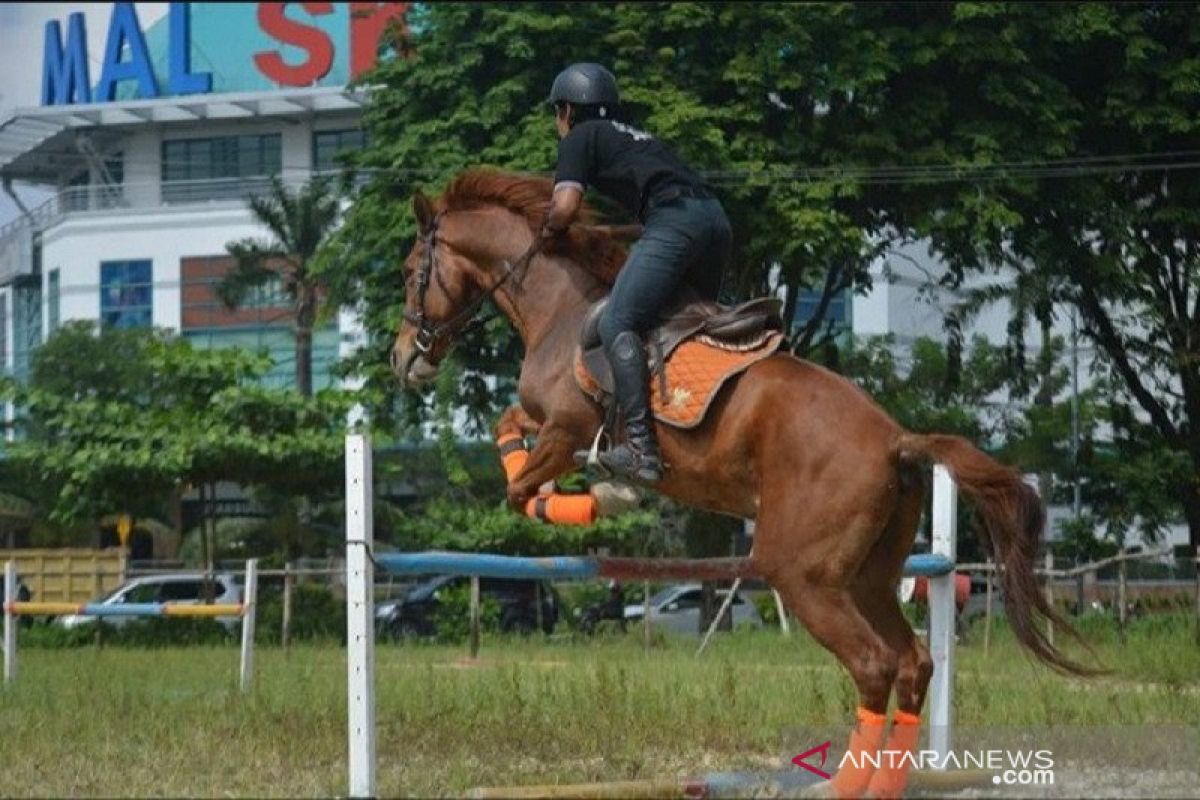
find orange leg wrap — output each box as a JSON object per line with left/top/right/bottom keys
{"left": 497, "top": 433, "right": 529, "bottom": 483}
{"left": 866, "top": 711, "right": 922, "bottom": 799}
{"left": 524, "top": 493, "right": 598, "bottom": 525}
{"left": 830, "top": 707, "right": 888, "bottom": 800}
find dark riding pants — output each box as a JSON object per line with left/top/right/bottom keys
{"left": 596, "top": 196, "right": 732, "bottom": 348}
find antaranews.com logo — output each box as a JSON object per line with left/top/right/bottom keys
{"left": 792, "top": 742, "right": 1055, "bottom": 787}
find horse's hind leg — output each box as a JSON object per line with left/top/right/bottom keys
{"left": 851, "top": 484, "right": 933, "bottom": 798}
{"left": 754, "top": 499, "right": 900, "bottom": 799}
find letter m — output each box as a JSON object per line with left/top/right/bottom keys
{"left": 43, "top": 13, "right": 92, "bottom": 105}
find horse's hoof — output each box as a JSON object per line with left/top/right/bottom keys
{"left": 591, "top": 482, "right": 641, "bottom": 516}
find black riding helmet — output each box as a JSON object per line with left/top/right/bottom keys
{"left": 549, "top": 63, "right": 619, "bottom": 114}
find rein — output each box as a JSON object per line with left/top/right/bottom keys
{"left": 404, "top": 213, "right": 541, "bottom": 354}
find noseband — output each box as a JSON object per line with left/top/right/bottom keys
{"left": 403, "top": 212, "right": 539, "bottom": 354}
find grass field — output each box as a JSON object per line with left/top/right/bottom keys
{"left": 1, "top": 617, "right": 1198, "bottom": 797}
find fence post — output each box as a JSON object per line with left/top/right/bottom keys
{"left": 4, "top": 560, "right": 15, "bottom": 684}
{"left": 469, "top": 575, "right": 481, "bottom": 659}
{"left": 1074, "top": 564, "right": 1085, "bottom": 618}
{"left": 928, "top": 465, "right": 957, "bottom": 763}
{"left": 93, "top": 561, "right": 105, "bottom": 650}
{"left": 1118, "top": 552, "right": 1128, "bottom": 644}
{"left": 1194, "top": 546, "right": 1199, "bottom": 647}
{"left": 239, "top": 559, "right": 258, "bottom": 693}
{"left": 642, "top": 580, "right": 651, "bottom": 652}
{"left": 1044, "top": 552, "right": 1055, "bottom": 648}
{"left": 534, "top": 581, "right": 543, "bottom": 635}
{"left": 345, "top": 434, "right": 376, "bottom": 799}
{"left": 983, "top": 559, "right": 993, "bottom": 655}
{"left": 696, "top": 577, "right": 741, "bottom": 657}
{"left": 282, "top": 561, "right": 293, "bottom": 651}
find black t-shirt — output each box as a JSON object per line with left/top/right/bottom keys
{"left": 553, "top": 119, "right": 705, "bottom": 221}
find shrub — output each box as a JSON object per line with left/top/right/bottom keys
{"left": 256, "top": 583, "right": 345, "bottom": 644}
{"left": 430, "top": 582, "right": 501, "bottom": 642}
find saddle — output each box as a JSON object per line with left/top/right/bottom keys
{"left": 575, "top": 292, "right": 786, "bottom": 429}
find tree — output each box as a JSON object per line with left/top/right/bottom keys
{"left": 325, "top": 3, "right": 1200, "bottom": 549}
{"left": 841, "top": 4, "right": 1200, "bottom": 548}
{"left": 222, "top": 176, "right": 343, "bottom": 397}
{"left": 323, "top": 2, "right": 913, "bottom": 428}
{"left": 0, "top": 323, "right": 352, "bottom": 559}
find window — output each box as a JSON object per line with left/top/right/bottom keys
{"left": 162, "top": 134, "right": 282, "bottom": 201}
{"left": 101, "top": 260, "right": 153, "bottom": 329}
{"left": 121, "top": 583, "right": 159, "bottom": 604}
{"left": 717, "top": 591, "right": 745, "bottom": 606}
{"left": 98, "top": 152, "right": 124, "bottom": 209}
{"left": 159, "top": 581, "right": 204, "bottom": 601}
{"left": 665, "top": 589, "right": 704, "bottom": 611}
{"left": 0, "top": 294, "right": 7, "bottom": 374}
{"left": 314, "top": 129, "right": 366, "bottom": 172}
{"left": 47, "top": 269, "right": 60, "bottom": 332}
{"left": 794, "top": 287, "right": 850, "bottom": 328}
{"left": 245, "top": 273, "right": 289, "bottom": 309}
{"left": 12, "top": 279, "right": 41, "bottom": 380}
{"left": 64, "top": 170, "right": 89, "bottom": 212}
{"left": 183, "top": 326, "right": 340, "bottom": 390}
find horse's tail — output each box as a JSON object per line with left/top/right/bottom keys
{"left": 897, "top": 432, "right": 1100, "bottom": 676}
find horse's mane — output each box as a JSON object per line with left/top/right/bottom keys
{"left": 436, "top": 169, "right": 627, "bottom": 286}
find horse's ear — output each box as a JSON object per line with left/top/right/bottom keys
{"left": 412, "top": 191, "right": 435, "bottom": 233}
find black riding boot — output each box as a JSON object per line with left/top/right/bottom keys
{"left": 598, "top": 331, "right": 664, "bottom": 483}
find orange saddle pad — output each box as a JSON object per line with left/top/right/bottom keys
{"left": 575, "top": 330, "right": 785, "bottom": 429}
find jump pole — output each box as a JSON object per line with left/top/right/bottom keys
{"left": 3, "top": 559, "right": 258, "bottom": 691}
{"left": 4, "top": 560, "right": 15, "bottom": 683}
{"left": 346, "top": 433, "right": 376, "bottom": 798}
{"left": 239, "top": 559, "right": 258, "bottom": 692}
{"left": 928, "top": 464, "right": 957, "bottom": 760}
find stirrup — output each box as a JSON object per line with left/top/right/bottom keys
{"left": 573, "top": 426, "right": 613, "bottom": 478}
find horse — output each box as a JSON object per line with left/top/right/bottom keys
{"left": 389, "top": 169, "right": 1092, "bottom": 798}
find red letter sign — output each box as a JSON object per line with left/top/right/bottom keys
{"left": 254, "top": 2, "right": 335, "bottom": 86}
{"left": 349, "top": 3, "right": 408, "bottom": 78}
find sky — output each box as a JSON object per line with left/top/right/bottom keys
{"left": 0, "top": 3, "right": 167, "bottom": 226}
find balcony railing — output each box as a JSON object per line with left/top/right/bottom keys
{"left": 0, "top": 172, "right": 356, "bottom": 285}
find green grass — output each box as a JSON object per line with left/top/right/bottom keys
{"left": 1, "top": 617, "right": 1198, "bottom": 797}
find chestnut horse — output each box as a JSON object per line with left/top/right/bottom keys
{"left": 390, "top": 170, "right": 1090, "bottom": 798}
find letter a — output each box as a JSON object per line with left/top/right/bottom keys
{"left": 95, "top": 3, "right": 159, "bottom": 102}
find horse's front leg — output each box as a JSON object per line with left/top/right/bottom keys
{"left": 494, "top": 404, "right": 542, "bottom": 440}
{"left": 504, "top": 423, "right": 579, "bottom": 512}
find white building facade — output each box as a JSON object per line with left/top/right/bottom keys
{"left": 0, "top": 2, "right": 403, "bottom": 387}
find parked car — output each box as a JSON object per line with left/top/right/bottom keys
{"left": 375, "top": 574, "right": 559, "bottom": 640}
{"left": 56, "top": 572, "right": 242, "bottom": 631}
{"left": 623, "top": 583, "right": 763, "bottom": 635}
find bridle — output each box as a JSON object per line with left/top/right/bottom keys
{"left": 403, "top": 211, "right": 539, "bottom": 355}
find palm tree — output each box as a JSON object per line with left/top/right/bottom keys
{"left": 221, "top": 176, "right": 342, "bottom": 397}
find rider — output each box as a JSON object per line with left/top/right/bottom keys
{"left": 542, "top": 63, "right": 732, "bottom": 484}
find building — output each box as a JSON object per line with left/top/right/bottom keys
{"left": 0, "top": 2, "right": 405, "bottom": 388}
{"left": 0, "top": 2, "right": 408, "bottom": 554}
